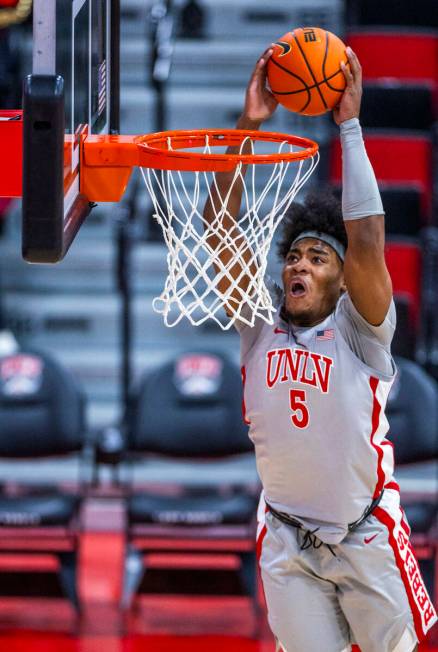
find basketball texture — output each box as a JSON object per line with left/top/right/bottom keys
{"left": 267, "top": 27, "right": 348, "bottom": 116}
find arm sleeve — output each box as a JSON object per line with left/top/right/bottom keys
{"left": 335, "top": 293, "right": 396, "bottom": 375}
{"left": 340, "top": 118, "right": 385, "bottom": 221}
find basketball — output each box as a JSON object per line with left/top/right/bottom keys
{"left": 267, "top": 27, "right": 349, "bottom": 116}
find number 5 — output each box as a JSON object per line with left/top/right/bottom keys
{"left": 289, "top": 389, "right": 309, "bottom": 429}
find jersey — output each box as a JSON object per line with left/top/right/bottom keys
{"left": 239, "top": 282, "right": 397, "bottom": 544}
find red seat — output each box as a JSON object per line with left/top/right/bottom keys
{"left": 347, "top": 31, "right": 438, "bottom": 117}
{"left": 384, "top": 239, "right": 422, "bottom": 329}
{"left": 329, "top": 135, "right": 433, "bottom": 219}
{"left": 347, "top": 31, "right": 438, "bottom": 85}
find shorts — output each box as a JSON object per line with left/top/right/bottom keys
{"left": 257, "top": 488, "right": 437, "bottom": 652}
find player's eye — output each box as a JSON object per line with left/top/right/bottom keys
{"left": 312, "top": 256, "right": 324, "bottom": 264}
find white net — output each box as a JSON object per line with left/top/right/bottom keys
{"left": 140, "top": 135, "right": 319, "bottom": 330}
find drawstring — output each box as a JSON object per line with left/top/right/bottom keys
{"left": 298, "top": 527, "right": 337, "bottom": 557}
{"left": 265, "top": 501, "right": 337, "bottom": 556}
{"left": 265, "top": 492, "right": 384, "bottom": 559}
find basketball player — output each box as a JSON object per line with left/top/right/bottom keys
{"left": 203, "top": 46, "right": 437, "bottom": 651}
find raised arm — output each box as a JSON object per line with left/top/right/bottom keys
{"left": 203, "top": 47, "right": 278, "bottom": 314}
{"left": 333, "top": 48, "right": 392, "bottom": 326}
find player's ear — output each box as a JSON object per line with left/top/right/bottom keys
{"left": 339, "top": 269, "right": 347, "bottom": 293}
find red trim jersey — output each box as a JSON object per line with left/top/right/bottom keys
{"left": 240, "top": 286, "right": 397, "bottom": 544}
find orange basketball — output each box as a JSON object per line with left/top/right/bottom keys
{"left": 267, "top": 27, "right": 348, "bottom": 116}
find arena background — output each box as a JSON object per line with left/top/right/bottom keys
{"left": 0, "top": 0, "right": 436, "bottom": 650}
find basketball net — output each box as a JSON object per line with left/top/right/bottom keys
{"left": 140, "top": 134, "right": 319, "bottom": 330}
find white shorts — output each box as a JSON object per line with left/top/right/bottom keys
{"left": 257, "top": 488, "right": 437, "bottom": 652}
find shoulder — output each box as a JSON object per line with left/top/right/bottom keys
{"left": 335, "top": 292, "right": 396, "bottom": 346}
{"left": 334, "top": 293, "right": 396, "bottom": 377}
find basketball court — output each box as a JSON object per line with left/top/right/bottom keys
{"left": 0, "top": 531, "right": 434, "bottom": 651}
{"left": 0, "top": 0, "right": 437, "bottom": 651}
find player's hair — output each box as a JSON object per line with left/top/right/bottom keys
{"left": 277, "top": 188, "right": 347, "bottom": 260}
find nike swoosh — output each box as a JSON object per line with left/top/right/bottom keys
{"left": 364, "top": 534, "right": 379, "bottom": 544}
{"left": 275, "top": 41, "right": 292, "bottom": 57}
{"left": 274, "top": 327, "right": 288, "bottom": 335}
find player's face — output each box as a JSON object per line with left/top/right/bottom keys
{"left": 282, "top": 238, "right": 346, "bottom": 326}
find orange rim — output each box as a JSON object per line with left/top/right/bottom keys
{"left": 136, "top": 129, "right": 319, "bottom": 172}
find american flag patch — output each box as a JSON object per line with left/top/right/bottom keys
{"left": 316, "top": 329, "right": 335, "bottom": 341}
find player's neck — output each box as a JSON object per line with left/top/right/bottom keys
{"left": 281, "top": 305, "right": 333, "bottom": 329}
{"left": 290, "top": 314, "right": 328, "bottom": 328}
{"left": 281, "top": 289, "right": 344, "bottom": 328}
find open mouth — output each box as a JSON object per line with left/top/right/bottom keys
{"left": 290, "top": 281, "right": 307, "bottom": 297}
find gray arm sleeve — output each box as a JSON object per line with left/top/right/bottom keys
{"left": 335, "top": 293, "right": 396, "bottom": 376}
{"left": 340, "top": 118, "right": 385, "bottom": 220}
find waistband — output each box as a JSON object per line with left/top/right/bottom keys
{"left": 265, "top": 490, "right": 384, "bottom": 535}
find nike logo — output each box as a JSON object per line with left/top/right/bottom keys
{"left": 274, "top": 327, "right": 288, "bottom": 335}
{"left": 274, "top": 41, "right": 292, "bottom": 57}
{"left": 364, "top": 534, "right": 379, "bottom": 544}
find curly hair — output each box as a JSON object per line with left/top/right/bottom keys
{"left": 277, "top": 188, "right": 347, "bottom": 260}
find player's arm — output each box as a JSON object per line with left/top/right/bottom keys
{"left": 333, "top": 47, "right": 392, "bottom": 327}
{"left": 203, "top": 47, "right": 278, "bottom": 313}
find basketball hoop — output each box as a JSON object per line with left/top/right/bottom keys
{"left": 137, "top": 129, "right": 319, "bottom": 330}
{"left": 1, "top": 117, "right": 318, "bottom": 327}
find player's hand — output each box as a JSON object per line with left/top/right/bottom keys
{"left": 333, "top": 47, "right": 362, "bottom": 126}
{"left": 238, "top": 47, "right": 278, "bottom": 129}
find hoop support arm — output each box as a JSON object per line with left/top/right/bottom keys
{"left": 80, "top": 135, "right": 138, "bottom": 202}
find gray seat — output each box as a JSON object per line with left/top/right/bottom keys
{"left": 0, "top": 349, "right": 87, "bottom": 613}
{"left": 118, "top": 349, "right": 261, "bottom": 629}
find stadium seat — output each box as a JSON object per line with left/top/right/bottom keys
{"left": 330, "top": 185, "right": 424, "bottom": 237}
{"left": 346, "top": 0, "right": 438, "bottom": 29}
{"left": 384, "top": 239, "right": 422, "bottom": 360}
{"left": 386, "top": 357, "right": 438, "bottom": 605}
{"left": 391, "top": 296, "right": 416, "bottom": 360}
{"left": 385, "top": 239, "right": 422, "bottom": 328}
{"left": 329, "top": 134, "right": 434, "bottom": 219}
{"left": 379, "top": 186, "right": 424, "bottom": 237}
{"left": 346, "top": 32, "right": 438, "bottom": 105}
{"left": 420, "top": 228, "right": 438, "bottom": 381}
{"left": 0, "top": 349, "right": 88, "bottom": 612}
{"left": 360, "top": 83, "right": 435, "bottom": 132}
{"left": 116, "top": 350, "right": 260, "bottom": 623}
{"left": 387, "top": 358, "right": 438, "bottom": 464}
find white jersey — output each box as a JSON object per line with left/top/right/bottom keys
{"left": 239, "top": 283, "right": 397, "bottom": 544}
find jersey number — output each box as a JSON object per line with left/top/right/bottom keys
{"left": 289, "top": 389, "right": 309, "bottom": 428}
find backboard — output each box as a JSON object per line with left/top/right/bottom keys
{"left": 22, "top": 0, "right": 119, "bottom": 263}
